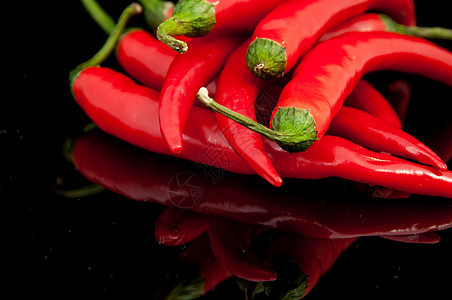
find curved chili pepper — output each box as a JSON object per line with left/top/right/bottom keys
{"left": 251, "top": 81, "right": 442, "bottom": 171}
{"left": 327, "top": 106, "right": 446, "bottom": 170}
{"left": 345, "top": 79, "right": 402, "bottom": 129}
{"left": 264, "top": 233, "right": 357, "bottom": 298}
{"left": 208, "top": 216, "right": 277, "bottom": 282}
{"left": 319, "top": 13, "right": 452, "bottom": 42}
{"left": 73, "top": 65, "right": 452, "bottom": 197}
{"left": 154, "top": 206, "right": 210, "bottom": 246}
{"left": 386, "top": 79, "right": 412, "bottom": 125}
{"left": 213, "top": 38, "right": 282, "bottom": 187}
{"left": 246, "top": 0, "right": 416, "bottom": 79}
{"left": 158, "top": 233, "right": 232, "bottom": 299}
{"left": 156, "top": 0, "right": 285, "bottom": 53}
{"left": 203, "top": 32, "right": 452, "bottom": 153}
{"left": 159, "top": 33, "right": 245, "bottom": 154}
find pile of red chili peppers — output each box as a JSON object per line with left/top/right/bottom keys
{"left": 68, "top": 0, "right": 452, "bottom": 298}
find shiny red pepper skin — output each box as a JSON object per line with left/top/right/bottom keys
{"left": 207, "top": 0, "right": 286, "bottom": 34}
{"left": 71, "top": 130, "right": 452, "bottom": 238}
{"left": 154, "top": 206, "right": 209, "bottom": 246}
{"left": 116, "top": 28, "right": 177, "bottom": 91}
{"left": 247, "top": 0, "right": 415, "bottom": 78}
{"left": 208, "top": 216, "right": 277, "bottom": 282}
{"left": 272, "top": 32, "right": 452, "bottom": 147}
{"left": 327, "top": 106, "right": 446, "bottom": 170}
{"left": 266, "top": 233, "right": 357, "bottom": 297}
{"left": 345, "top": 79, "right": 402, "bottom": 129}
{"left": 249, "top": 82, "right": 443, "bottom": 170}
{"left": 214, "top": 39, "right": 282, "bottom": 187}
{"left": 319, "top": 13, "right": 389, "bottom": 42}
{"left": 72, "top": 66, "right": 452, "bottom": 197}
{"left": 159, "top": 33, "right": 244, "bottom": 154}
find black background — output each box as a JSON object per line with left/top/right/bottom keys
{"left": 3, "top": 0, "right": 452, "bottom": 298}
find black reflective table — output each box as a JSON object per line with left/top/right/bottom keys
{"left": 4, "top": 0, "right": 452, "bottom": 298}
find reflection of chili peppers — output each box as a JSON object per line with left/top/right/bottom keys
{"left": 264, "top": 233, "right": 356, "bottom": 298}
{"left": 154, "top": 206, "right": 209, "bottom": 246}
{"left": 319, "top": 13, "right": 452, "bottom": 42}
{"left": 214, "top": 38, "right": 282, "bottom": 187}
{"left": 158, "top": 233, "right": 232, "bottom": 299}
{"left": 156, "top": 0, "right": 284, "bottom": 53}
{"left": 73, "top": 66, "right": 452, "bottom": 197}
{"left": 202, "top": 32, "right": 452, "bottom": 153}
{"left": 208, "top": 216, "right": 277, "bottom": 282}
{"left": 327, "top": 106, "right": 446, "bottom": 169}
{"left": 246, "top": 0, "right": 416, "bottom": 79}
{"left": 379, "top": 232, "right": 441, "bottom": 244}
{"left": 345, "top": 79, "right": 402, "bottom": 129}
{"left": 70, "top": 130, "right": 452, "bottom": 238}
{"left": 159, "top": 33, "right": 244, "bottom": 154}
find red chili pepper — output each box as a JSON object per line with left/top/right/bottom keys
{"left": 246, "top": 0, "right": 416, "bottom": 79}
{"left": 213, "top": 38, "right": 282, "bottom": 187}
{"left": 71, "top": 129, "right": 452, "bottom": 238}
{"left": 319, "top": 13, "right": 452, "bottom": 42}
{"left": 116, "top": 29, "right": 177, "bottom": 90}
{"left": 155, "top": 0, "right": 285, "bottom": 53}
{"left": 208, "top": 216, "right": 277, "bottom": 282}
{"left": 232, "top": 77, "right": 444, "bottom": 170}
{"left": 158, "top": 233, "right": 232, "bottom": 298}
{"left": 72, "top": 65, "right": 452, "bottom": 197}
{"left": 327, "top": 106, "right": 446, "bottom": 170}
{"left": 386, "top": 78, "right": 412, "bottom": 125}
{"left": 264, "top": 233, "right": 357, "bottom": 298}
{"left": 158, "top": 33, "right": 245, "bottom": 154}
{"left": 345, "top": 79, "right": 402, "bottom": 129}
{"left": 154, "top": 206, "right": 210, "bottom": 246}
{"left": 203, "top": 32, "right": 452, "bottom": 153}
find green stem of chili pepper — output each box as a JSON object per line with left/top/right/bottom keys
{"left": 69, "top": 2, "right": 142, "bottom": 84}
{"left": 380, "top": 14, "right": 452, "bottom": 40}
{"left": 81, "top": 0, "right": 116, "bottom": 34}
{"left": 139, "top": 0, "right": 174, "bottom": 33}
{"left": 52, "top": 184, "right": 105, "bottom": 198}
{"left": 156, "top": 0, "right": 216, "bottom": 53}
{"left": 197, "top": 87, "right": 318, "bottom": 153}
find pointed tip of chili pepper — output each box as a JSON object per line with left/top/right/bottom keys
{"left": 269, "top": 175, "right": 283, "bottom": 187}
{"left": 170, "top": 144, "right": 183, "bottom": 155}
{"left": 156, "top": 0, "right": 216, "bottom": 53}
{"left": 271, "top": 107, "right": 319, "bottom": 153}
{"left": 246, "top": 38, "right": 287, "bottom": 79}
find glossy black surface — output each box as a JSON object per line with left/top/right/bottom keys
{"left": 4, "top": 0, "right": 452, "bottom": 298}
